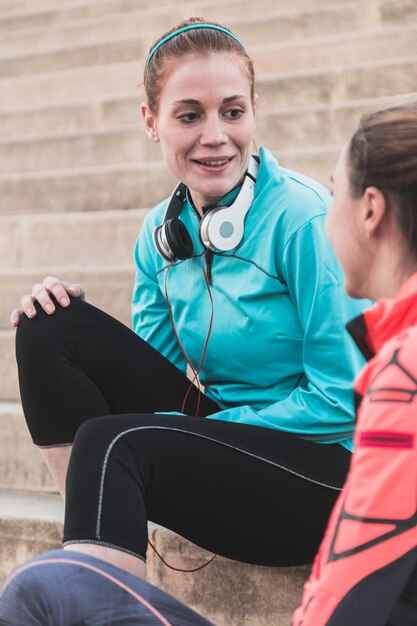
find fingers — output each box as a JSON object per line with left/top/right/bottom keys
{"left": 41, "top": 276, "right": 72, "bottom": 308}
{"left": 10, "top": 308, "right": 24, "bottom": 327}
{"left": 10, "top": 276, "right": 86, "bottom": 327}
{"left": 26, "top": 284, "right": 58, "bottom": 315}
{"left": 65, "top": 283, "right": 85, "bottom": 300}
{"left": 21, "top": 293, "right": 39, "bottom": 316}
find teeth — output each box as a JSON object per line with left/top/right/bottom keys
{"left": 200, "top": 159, "right": 229, "bottom": 166}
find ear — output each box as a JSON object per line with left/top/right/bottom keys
{"left": 362, "top": 187, "right": 386, "bottom": 239}
{"left": 140, "top": 102, "right": 160, "bottom": 143}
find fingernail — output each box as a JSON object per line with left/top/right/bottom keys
{"left": 61, "top": 296, "right": 70, "bottom": 305}
{"left": 27, "top": 308, "right": 35, "bottom": 317}
{"left": 45, "top": 303, "right": 54, "bottom": 313}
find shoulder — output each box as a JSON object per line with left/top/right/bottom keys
{"left": 391, "top": 323, "right": 417, "bottom": 368}
{"left": 255, "top": 147, "right": 332, "bottom": 236}
{"left": 358, "top": 323, "right": 417, "bottom": 397}
{"left": 257, "top": 148, "right": 331, "bottom": 209}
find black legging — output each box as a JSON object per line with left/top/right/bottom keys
{"left": 16, "top": 298, "right": 351, "bottom": 566}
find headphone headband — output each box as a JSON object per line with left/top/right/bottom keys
{"left": 146, "top": 24, "right": 245, "bottom": 71}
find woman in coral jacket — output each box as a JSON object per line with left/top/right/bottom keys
{"left": 293, "top": 103, "right": 417, "bottom": 626}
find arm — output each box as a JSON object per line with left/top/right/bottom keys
{"left": 206, "top": 215, "right": 365, "bottom": 446}
{"left": 131, "top": 218, "right": 187, "bottom": 375}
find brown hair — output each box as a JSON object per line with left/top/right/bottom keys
{"left": 348, "top": 103, "right": 417, "bottom": 254}
{"left": 144, "top": 17, "right": 255, "bottom": 113}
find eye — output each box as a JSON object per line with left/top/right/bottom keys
{"left": 225, "top": 108, "right": 244, "bottom": 120}
{"left": 178, "top": 112, "right": 200, "bottom": 123}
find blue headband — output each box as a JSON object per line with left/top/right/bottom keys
{"left": 146, "top": 24, "right": 245, "bottom": 71}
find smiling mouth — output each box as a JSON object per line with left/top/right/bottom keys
{"left": 193, "top": 157, "right": 234, "bottom": 168}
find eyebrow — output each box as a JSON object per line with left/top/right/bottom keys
{"left": 172, "top": 95, "right": 247, "bottom": 105}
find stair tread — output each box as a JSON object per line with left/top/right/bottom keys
{"left": 0, "top": 489, "right": 63, "bottom": 521}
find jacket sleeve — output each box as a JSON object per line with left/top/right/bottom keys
{"left": 205, "top": 215, "right": 365, "bottom": 446}
{"left": 131, "top": 219, "right": 187, "bottom": 375}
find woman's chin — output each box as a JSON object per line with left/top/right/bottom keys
{"left": 345, "top": 281, "right": 365, "bottom": 301}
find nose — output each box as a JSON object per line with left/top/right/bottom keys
{"left": 199, "top": 115, "right": 227, "bottom": 146}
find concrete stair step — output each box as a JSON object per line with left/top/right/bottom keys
{"left": 0, "top": 1, "right": 377, "bottom": 58}
{"left": 0, "top": 0, "right": 94, "bottom": 16}
{"left": 252, "top": 23, "right": 417, "bottom": 75}
{"left": 0, "top": 0, "right": 187, "bottom": 34}
{"left": 147, "top": 528, "right": 311, "bottom": 626}
{"left": 0, "top": 491, "right": 63, "bottom": 587}
{"left": 0, "top": 124, "right": 161, "bottom": 175}
{"left": 0, "top": 0, "right": 349, "bottom": 34}
{"left": 2, "top": 91, "right": 416, "bottom": 174}
{"left": 0, "top": 490, "right": 310, "bottom": 625}
{"left": 256, "top": 55, "right": 417, "bottom": 110}
{"left": 0, "top": 161, "right": 177, "bottom": 217}
{"left": 0, "top": 403, "right": 55, "bottom": 492}
{"left": 0, "top": 92, "right": 139, "bottom": 138}
{"left": 0, "top": 209, "right": 146, "bottom": 268}
{"left": 1, "top": 19, "right": 417, "bottom": 80}
{"left": 381, "top": 0, "right": 417, "bottom": 25}
{"left": 0, "top": 330, "right": 18, "bottom": 401}
{"left": 0, "top": 61, "right": 139, "bottom": 109}
{"left": 256, "top": 92, "right": 417, "bottom": 151}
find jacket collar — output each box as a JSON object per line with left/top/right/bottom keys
{"left": 347, "top": 272, "right": 417, "bottom": 360}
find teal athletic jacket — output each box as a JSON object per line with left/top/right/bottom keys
{"left": 132, "top": 147, "right": 367, "bottom": 451}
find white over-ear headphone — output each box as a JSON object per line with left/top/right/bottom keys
{"left": 154, "top": 156, "right": 259, "bottom": 261}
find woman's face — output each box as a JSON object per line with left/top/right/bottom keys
{"left": 327, "top": 146, "right": 370, "bottom": 299}
{"left": 142, "top": 53, "right": 256, "bottom": 212}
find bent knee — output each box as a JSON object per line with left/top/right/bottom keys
{"left": 72, "top": 414, "right": 158, "bottom": 464}
{"left": 15, "top": 298, "right": 93, "bottom": 367}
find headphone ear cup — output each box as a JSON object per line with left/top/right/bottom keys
{"left": 165, "top": 218, "right": 194, "bottom": 260}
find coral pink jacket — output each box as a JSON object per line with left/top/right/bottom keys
{"left": 293, "top": 272, "right": 417, "bottom": 626}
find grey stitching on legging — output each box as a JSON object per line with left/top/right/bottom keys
{"left": 38, "top": 442, "right": 73, "bottom": 448}
{"left": 63, "top": 539, "right": 146, "bottom": 562}
{"left": 95, "top": 426, "right": 342, "bottom": 540}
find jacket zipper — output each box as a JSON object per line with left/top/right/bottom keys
{"left": 190, "top": 202, "right": 214, "bottom": 285}
{"left": 205, "top": 250, "right": 213, "bottom": 286}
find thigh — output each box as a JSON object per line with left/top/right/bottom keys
{"left": 0, "top": 550, "right": 214, "bottom": 626}
{"left": 145, "top": 417, "right": 349, "bottom": 565}
{"left": 65, "top": 412, "right": 350, "bottom": 566}
{"left": 16, "top": 297, "right": 219, "bottom": 445}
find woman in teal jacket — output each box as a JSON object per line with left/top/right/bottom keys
{"left": 13, "top": 18, "right": 366, "bottom": 578}
{"left": 133, "top": 145, "right": 362, "bottom": 450}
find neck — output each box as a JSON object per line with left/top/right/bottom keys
{"left": 368, "top": 255, "right": 417, "bottom": 301}
{"left": 189, "top": 192, "right": 222, "bottom": 217}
